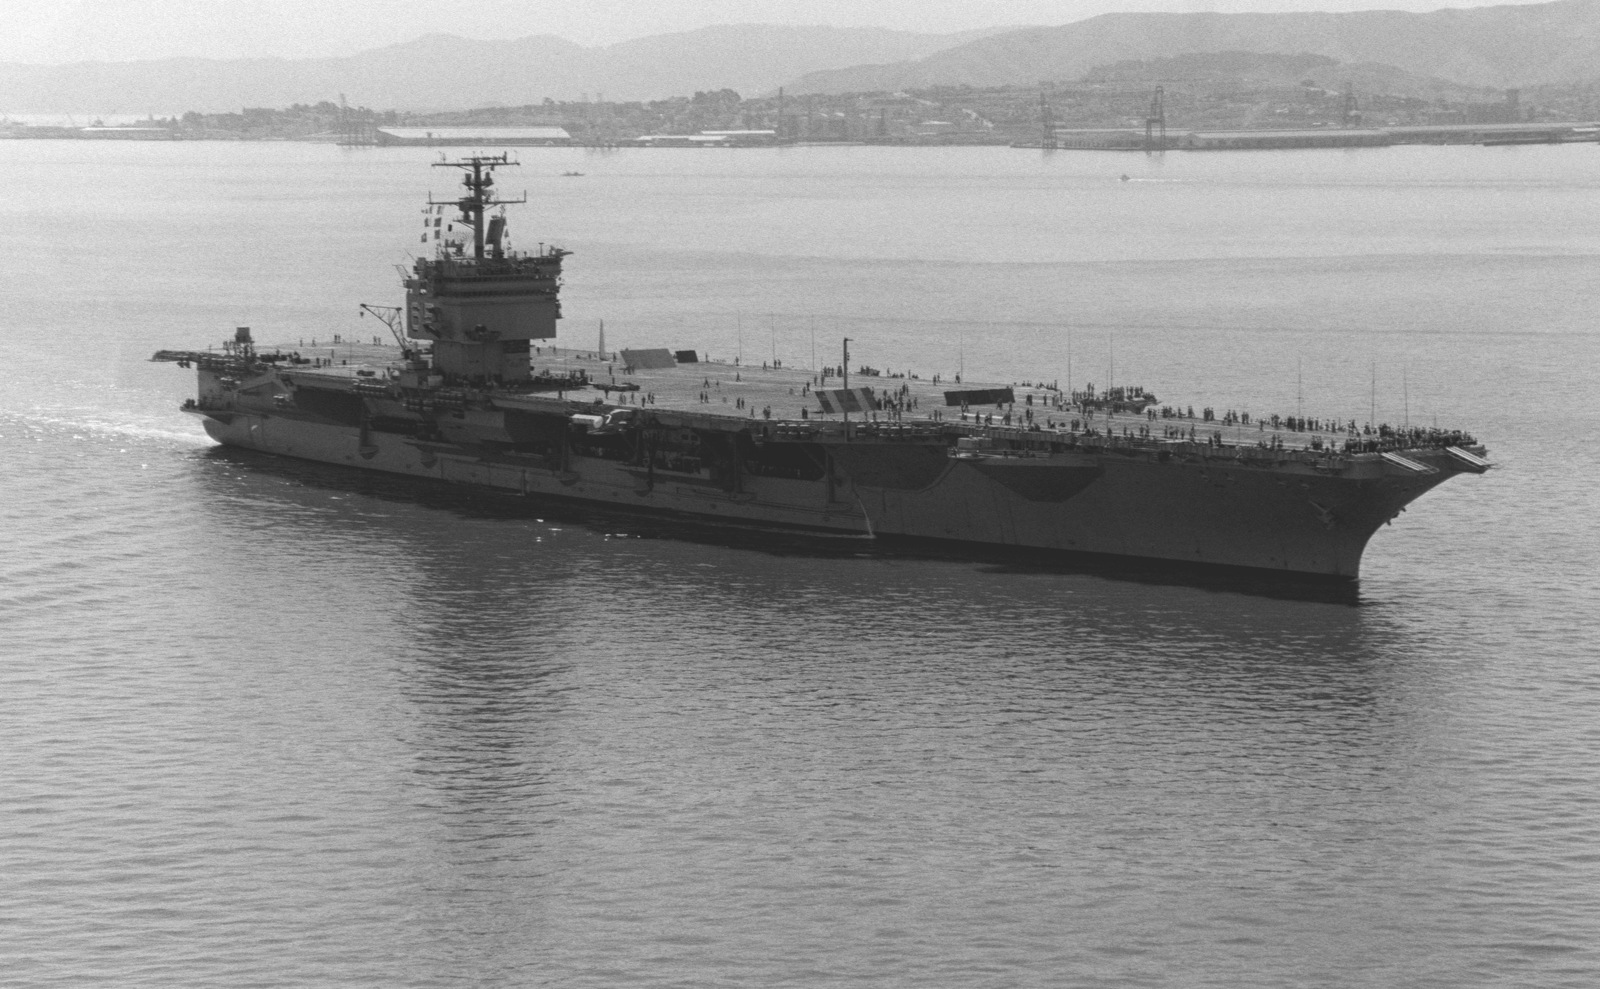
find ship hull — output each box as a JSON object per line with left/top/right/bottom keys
{"left": 154, "top": 157, "right": 1486, "bottom": 588}
{"left": 197, "top": 410, "right": 1467, "bottom": 582}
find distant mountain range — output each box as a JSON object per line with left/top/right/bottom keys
{"left": 3, "top": 2, "right": 1599, "bottom": 116}
{"left": 788, "top": 0, "right": 1600, "bottom": 94}
{"left": 1081, "top": 51, "right": 1504, "bottom": 102}
{"left": 0, "top": 25, "right": 1011, "bottom": 114}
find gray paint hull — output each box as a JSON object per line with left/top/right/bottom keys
{"left": 200, "top": 410, "right": 1464, "bottom": 580}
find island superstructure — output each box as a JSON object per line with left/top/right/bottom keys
{"left": 154, "top": 155, "right": 1490, "bottom": 582}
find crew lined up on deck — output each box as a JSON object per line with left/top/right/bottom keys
{"left": 455, "top": 344, "right": 1475, "bottom": 453}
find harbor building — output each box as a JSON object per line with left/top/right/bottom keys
{"left": 627, "top": 129, "right": 780, "bottom": 147}
{"left": 1050, "top": 129, "right": 1149, "bottom": 150}
{"left": 1381, "top": 122, "right": 1595, "bottom": 145}
{"left": 1182, "top": 128, "right": 1391, "bottom": 150}
{"left": 374, "top": 126, "right": 572, "bottom": 147}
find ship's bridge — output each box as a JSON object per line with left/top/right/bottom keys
{"left": 403, "top": 154, "right": 567, "bottom": 383}
{"left": 407, "top": 250, "right": 565, "bottom": 338}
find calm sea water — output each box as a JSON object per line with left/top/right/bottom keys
{"left": 2, "top": 141, "right": 1598, "bottom": 987}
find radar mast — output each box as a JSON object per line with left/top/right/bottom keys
{"left": 404, "top": 154, "right": 566, "bottom": 383}
{"left": 429, "top": 154, "right": 526, "bottom": 260}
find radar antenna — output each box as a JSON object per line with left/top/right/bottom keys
{"left": 429, "top": 154, "right": 527, "bottom": 260}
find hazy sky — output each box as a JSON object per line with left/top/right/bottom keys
{"left": 3, "top": 0, "right": 1564, "bottom": 63}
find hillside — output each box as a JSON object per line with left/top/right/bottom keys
{"left": 0, "top": 24, "right": 1012, "bottom": 114}
{"left": 1080, "top": 51, "right": 1501, "bottom": 103}
{"left": 787, "top": 0, "right": 1600, "bottom": 94}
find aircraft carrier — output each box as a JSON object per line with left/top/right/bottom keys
{"left": 154, "top": 155, "right": 1490, "bottom": 583}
